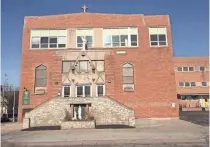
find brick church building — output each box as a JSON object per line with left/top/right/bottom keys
{"left": 19, "top": 8, "right": 203, "bottom": 128}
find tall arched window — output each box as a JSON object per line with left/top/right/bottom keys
{"left": 35, "top": 65, "right": 47, "bottom": 87}
{"left": 122, "top": 63, "right": 134, "bottom": 84}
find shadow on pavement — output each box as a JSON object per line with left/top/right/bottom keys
{"left": 95, "top": 125, "right": 135, "bottom": 129}
{"left": 179, "top": 111, "right": 209, "bottom": 127}
{"left": 21, "top": 126, "right": 61, "bottom": 131}
{"left": 21, "top": 125, "right": 134, "bottom": 131}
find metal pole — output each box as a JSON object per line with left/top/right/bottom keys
{"left": 2, "top": 85, "right": 4, "bottom": 115}
{"left": 13, "top": 86, "right": 15, "bottom": 122}
{"left": 2, "top": 74, "right": 7, "bottom": 116}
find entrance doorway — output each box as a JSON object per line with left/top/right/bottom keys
{"left": 72, "top": 104, "right": 90, "bottom": 120}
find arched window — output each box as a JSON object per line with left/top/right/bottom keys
{"left": 122, "top": 63, "right": 134, "bottom": 84}
{"left": 35, "top": 65, "right": 47, "bottom": 87}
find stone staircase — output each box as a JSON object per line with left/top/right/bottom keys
{"left": 23, "top": 96, "right": 135, "bottom": 128}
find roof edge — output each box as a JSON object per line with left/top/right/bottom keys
{"left": 24, "top": 12, "right": 145, "bottom": 18}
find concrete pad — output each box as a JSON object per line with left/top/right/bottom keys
{"left": 1, "top": 119, "right": 209, "bottom": 147}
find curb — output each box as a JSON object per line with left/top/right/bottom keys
{"left": 3, "top": 138, "right": 207, "bottom": 147}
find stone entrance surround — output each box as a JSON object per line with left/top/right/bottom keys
{"left": 23, "top": 96, "right": 135, "bottom": 129}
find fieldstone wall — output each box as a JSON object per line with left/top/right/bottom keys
{"left": 22, "top": 118, "right": 30, "bottom": 129}
{"left": 23, "top": 96, "right": 135, "bottom": 129}
{"left": 61, "top": 120, "right": 95, "bottom": 129}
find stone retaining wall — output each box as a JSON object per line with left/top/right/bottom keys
{"left": 23, "top": 96, "right": 135, "bottom": 129}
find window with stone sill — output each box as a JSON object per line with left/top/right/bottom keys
{"left": 191, "top": 82, "right": 196, "bottom": 87}
{"left": 31, "top": 29, "right": 67, "bottom": 49}
{"left": 77, "top": 85, "right": 91, "bottom": 97}
{"left": 62, "top": 85, "right": 71, "bottom": 97}
{"left": 176, "top": 66, "right": 194, "bottom": 72}
{"left": 149, "top": 27, "right": 167, "bottom": 47}
{"left": 178, "top": 82, "right": 196, "bottom": 87}
{"left": 122, "top": 63, "right": 135, "bottom": 92}
{"left": 96, "top": 85, "right": 105, "bottom": 97}
{"left": 76, "top": 29, "right": 93, "bottom": 48}
{"left": 200, "top": 66, "right": 205, "bottom": 72}
{"left": 103, "top": 27, "right": 138, "bottom": 48}
{"left": 184, "top": 82, "right": 190, "bottom": 87}
{"left": 35, "top": 65, "right": 47, "bottom": 87}
{"left": 34, "top": 65, "right": 47, "bottom": 95}
{"left": 178, "top": 82, "right": 184, "bottom": 87}
{"left": 122, "top": 63, "right": 134, "bottom": 84}
{"left": 201, "top": 82, "right": 207, "bottom": 87}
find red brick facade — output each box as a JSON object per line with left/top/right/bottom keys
{"left": 18, "top": 13, "right": 179, "bottom": 121}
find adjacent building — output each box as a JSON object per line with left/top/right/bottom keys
{"left": 173, "top": 57, "right": 209, "bottom": 108}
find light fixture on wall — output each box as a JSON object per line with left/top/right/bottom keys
{"left": 57, "top": 90, "right": 61, "bottom": 96}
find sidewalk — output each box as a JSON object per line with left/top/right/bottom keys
{"left": 1, "top": 119, "right": 209, "bottom": 146}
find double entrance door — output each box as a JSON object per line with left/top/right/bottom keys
{"left": 73, "top": 104, "right": 86, "bottom": 120}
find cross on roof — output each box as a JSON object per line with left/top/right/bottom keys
{"left": 81, "top": 5, "right": 88, "bottom": 13}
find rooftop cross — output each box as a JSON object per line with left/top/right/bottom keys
{"left": 81, "top": 5, "right": 88, "bottom": 13}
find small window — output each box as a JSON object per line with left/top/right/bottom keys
{"left": 62, "top": 86, "right": 70, "bottom": 97}
{"left": 183, "top": 67, "right": 188, "bottom": 72}
{"left": 200, "top": 67, "right": 205, "bottom": 71}
{"left": 58, "top": 37, "right": 66, "bottom": 48}
{"left": 120, "top": 35, "right": 128, "bottom": 46}
{"left": 149, "top": 27, "right": 167, "bottom": 47}
{"left": 112, "top": 35, "right": 120, "bottom": 47}
{"left": 77, "top": 86, "right": 83, "bottom": 97}
{"left": 31, "top": 37, "right": 40, "bottom": 48}
{"left": 35, "top": 65, "right": 47, "bottom": 87}
{"left": 191, "top": 82, "right": 196, "bottom": 87}
{"left": 40, "top": 37, "right": 49, "bottom": 48}
{"left": 201, "top": 82, "right": 207, "bottom": 87}
{"left": 185, "top": 82, "right": 190, "bottom": 87}
{"left": 177, "top": 67, "right": 182, "bottom": 72}
{"left": 84, "top": 86, "right": 91, "bottom": 97}
{"left": 97, "top": 85, "right": 104, "bottom": 97}
{"left": 178, "top": 82, "right": 184, "bottom": 87}
{"left": 49, "top": 37, "right": 57, "bottom": 48}
{"left": 131, "top": 35, "right": 138, "bottom": 46}
{"left": 122, "top": 63, "right": 134, "bottom": 84}
{"left": 189, "top": 67, "right": 194, "bottom": 71}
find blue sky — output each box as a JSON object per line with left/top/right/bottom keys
{"left": 1, "top": 0, "right": 209, "bottom": 87}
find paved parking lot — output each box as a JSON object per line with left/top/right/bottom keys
{"left": 1, "top": 111, "right": 209, "bottom": 147}
{"left": 179, "top": 111, "right": 209, "bottom": 127}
